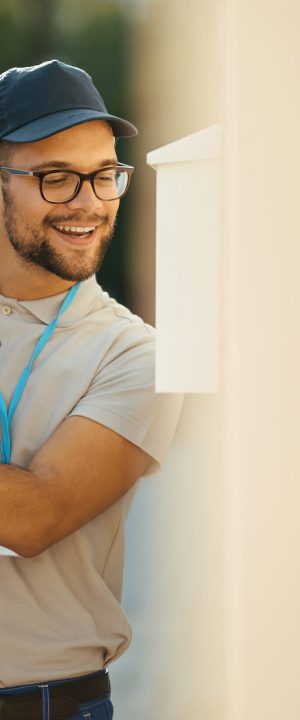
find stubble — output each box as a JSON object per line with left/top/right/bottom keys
{"left": 1, "top": 181, "right": 116, "bottom": 281}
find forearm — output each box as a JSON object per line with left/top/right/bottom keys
{"left": 0, "top": 464, "right": 56, "bottom": 557}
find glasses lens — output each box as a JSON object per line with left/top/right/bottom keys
{"left": 94, "top": 168, "right": 128, "bottom": 200}
{"left": 42, "top": 172, "right": 79, "bottom": 202}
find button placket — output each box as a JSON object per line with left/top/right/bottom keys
{"left": 0, "top": 305, "right": 16, "bottom": 357}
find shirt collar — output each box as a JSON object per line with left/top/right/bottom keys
{"left": 0, "top": 276, "right": 104, "bottom": 326}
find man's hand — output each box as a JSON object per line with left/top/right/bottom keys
{"left": 0, "top": 416, "right": 153, "bottom": 557}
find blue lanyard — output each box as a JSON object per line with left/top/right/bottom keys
{"left": 0, "top": 282, "right": 81, "bottom": 464}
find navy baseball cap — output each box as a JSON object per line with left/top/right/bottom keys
{"left": 0, "top": 59, "right": 138, "bottom": 142}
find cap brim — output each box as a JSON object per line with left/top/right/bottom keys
{"left": 2, "top": 108, "right": 138, "bottom": 142}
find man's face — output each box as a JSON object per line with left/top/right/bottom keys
{"left": 0, "top": 120, "right": 120, "bottom": 282}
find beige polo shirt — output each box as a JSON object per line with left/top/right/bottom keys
{"left": 0, "top": 275, "right": 184, "bottom": 687}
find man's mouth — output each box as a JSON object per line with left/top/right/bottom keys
{"left": 50, "top": 223, "right": 103, "bottom": 246}
{"left": 53, "top": 224, "right": 97, "bottom": 238}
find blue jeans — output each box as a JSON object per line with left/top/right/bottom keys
{"left": 0, "top": 670, "right": 114, "bottom": 720}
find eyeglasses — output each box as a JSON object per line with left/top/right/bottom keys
{"left": 0, "top": 162, "right": 134, "bottom": 203}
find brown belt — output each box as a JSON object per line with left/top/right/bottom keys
{"left": 0, "top": 670, "right": 110, "bottom": 720}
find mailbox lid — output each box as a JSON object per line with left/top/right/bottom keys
{"left": 147, "top": 124, "right": 224, "bottom": 167}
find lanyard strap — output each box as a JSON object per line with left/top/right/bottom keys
{"left": 0, "top": 282, "right": 81, "bottom": 464}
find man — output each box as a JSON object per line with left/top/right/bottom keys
{"left": 0, "top": 60, "right": 183, "bottom": 720}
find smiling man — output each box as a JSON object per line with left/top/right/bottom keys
{"left": 0, "top": 60, "right": 183, "bottom": 720}
{"left": 1, "top": 122, "right": 121, "bottom": 286}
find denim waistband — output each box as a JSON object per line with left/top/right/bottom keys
{"left": 0, "top": 669, "right": 107, "bottom": 695}
{"left": 0, "top": 670, "right": 111, "bottom": 720}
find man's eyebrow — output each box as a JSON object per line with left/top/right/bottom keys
{"left": 32, "top": 159, "right": 118, "bottom": 171}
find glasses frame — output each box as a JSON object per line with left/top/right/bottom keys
{"left": 0, "top": 162, "right": 134, "bottom": 203}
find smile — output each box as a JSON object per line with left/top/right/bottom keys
{"left": 51, "top": 224, "right": 99, "bottom": 246}
{"left": 54, "top": 225, "right": 97, "bottom": 236}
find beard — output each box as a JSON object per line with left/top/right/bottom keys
{"left": 1, "top": 182, "right": 116, "bottom": 282}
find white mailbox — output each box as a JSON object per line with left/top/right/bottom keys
{"left": 147, "top": 124, "right": 223, "bottom": 393}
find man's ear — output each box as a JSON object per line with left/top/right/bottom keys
{"left": 0, "top": 176, "right": 4, "bottom": 205}
{"left": 0, "top": 174, "right": 6, "bottom": 199}
{"left": 0, "top": 175, "right": 8, "bottom": 220}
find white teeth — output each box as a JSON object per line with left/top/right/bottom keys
{"left": 55, "top": 225, "right": 96, "bottom": 233}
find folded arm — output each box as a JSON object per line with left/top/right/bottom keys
{"left": 0, "top": 415, "right": 153, "bottom": 557}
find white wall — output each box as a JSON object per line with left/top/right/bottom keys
{"left": 225, "top": 2, "right": 300, "bottom": 718}
{"left": 112, "top": 1, "right": 300, "bottom": 718}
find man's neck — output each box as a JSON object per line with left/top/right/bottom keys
{"left": 0, "top": 266, "right": 75, "bottom": 301}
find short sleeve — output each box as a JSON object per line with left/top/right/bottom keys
{"left": 69, "top": 324, "right": 184, "bottom": 476}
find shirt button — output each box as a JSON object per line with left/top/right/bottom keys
{"left": 1, "top": 305, "right": 12, "bottom": 316}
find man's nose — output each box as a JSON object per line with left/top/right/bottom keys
{"left": 66, "top": 178, "right": 105, "bottom": 212}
